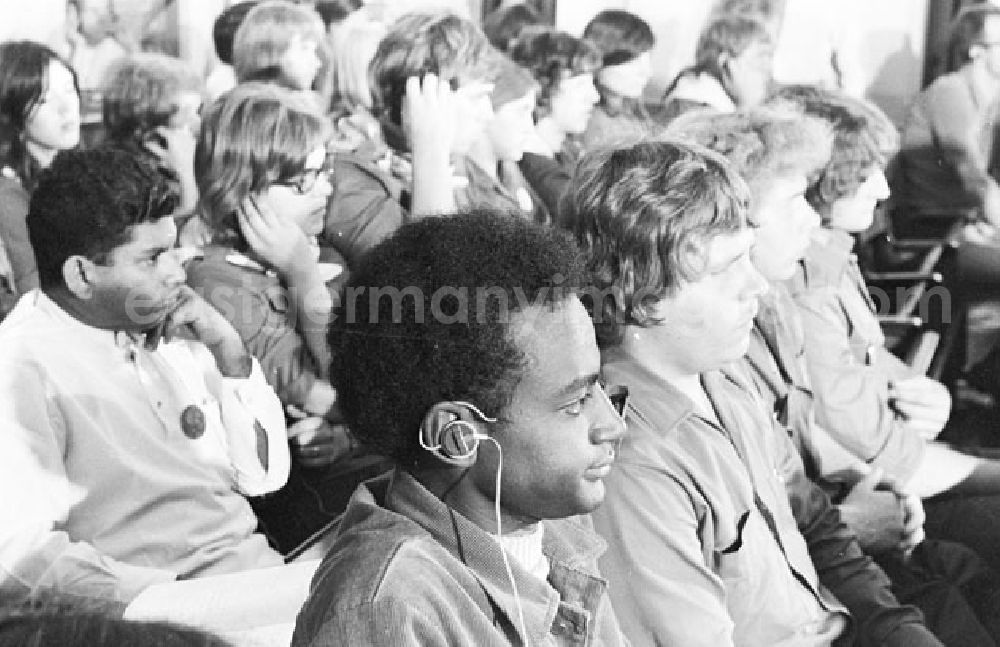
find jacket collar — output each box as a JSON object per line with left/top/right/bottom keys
{"left": 371, "top": 469, "right": 607, "bottom": 644}
{"left": 787, "top": 227, "right": 855, "bottom": 293}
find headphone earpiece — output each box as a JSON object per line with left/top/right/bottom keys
{"left": 418, "top": 401, "right": 496, "bottom": 467}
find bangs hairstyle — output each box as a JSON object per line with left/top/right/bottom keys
{"left": 509, "top": 26, "right": 602, "bottom": 120}
{"left": 694, "top": 15, "right": 771, "bottom": 81}
{"left": 330, "top": 209, "right": 587, "bottom": 466}
{"left": 101, "top": 53, "right": 201, "bottom": 143}
{"left": 232, "top": 0, "right": 324, "bottom": 83}
{"left": 668, "top": 106, "right": 833, "bottom": 202}
{"left": 582, "top": 10, "right": 655, "bottom": 67}
{"left": 370, "top": 11, "right": 496, "bottom": 127}
{"left": 559, "top": 139, "right": 750, "bottom": 347}
{"left": 768, "top": 85, "right": 898, "bottom": 213}
{"left": 195, "top": 83, "right": 330, "bottom": 245}
{"left": 0, "top": 41, "right": 79, "bottom": 188}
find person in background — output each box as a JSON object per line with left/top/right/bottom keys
{"left": 232, "top": 0, "right": 325, "bottom": 93}
{"left": 894, "top": 5, "right": 1000, "bottom": 286}
{"left": 321, "top": 11, "right": 495, "bottom": 269}
{"left": 314, "top": 0, "right": 364, "bottom": 30}
{"left": 509, "top": 26, "right": 601, "bottom": 216}
{"left": 661, "top": 15, "right": 774, "bottom": 121}
{"left": 580, "top": 9, "right": 656, "bottom": 148}
{"left": 292, "top": 210, "right": 628, "bottom": 646}
{"left": 322, "top": 11, "right": 385, "bottom": 155}
{"left": 206, "top": 1, "right": 259, "bottom": 104}
{"left": 777, "top": 85, "right": 1000, "bottom": 575}
{"left": 0, "top": 41, "right": 81, "bottom": 309}
{"left": 0, "top": 148, "right": 289, "bottom": 607}
{"left": 482, "top": 2, "right": 544, "bottom": 53}
{"left": 564, "top": 137, "right": 941, "bottom": 646}
{"left": 463, "top": 55, "right": 549, "bottom": 224}
{"left": 677, "top": 105, "right": 1000, "bottom": 646}
{"left": 101, "top": 53, "right": 203, "bottom": 225}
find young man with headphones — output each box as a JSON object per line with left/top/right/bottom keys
{"left": 292, "top": 209, "right": 629, "bottom": 646}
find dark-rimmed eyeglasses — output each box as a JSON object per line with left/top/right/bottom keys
{"left": 275, "top": 166, "right": 333, "bottom": 195}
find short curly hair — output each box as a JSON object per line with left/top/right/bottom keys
{"left": 767, "top": 85, "right": 898, "bottom": 215}
{"left": 196, "top": 83, "right": 330, "bottom": 248}
{"left": 370, "top": 11, "right": 497, "bottom": 128}
{"left": 559, "top": 139, "right": 750, "bottom": 348}
{"left": 329, "top": 209, "right": 587, "bottom": 466}
{"left": 101, "top": 53, "right": 201, "bottom": 144}
{"left": 28, "top": 148, "right": 178, "bottom": 289}
{"left": 509, "top": 26, "right": 601, "bottom": 121}
{"left": 668, "top": 106, "right": 833, "bottom": 205}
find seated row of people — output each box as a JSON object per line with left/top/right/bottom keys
{"left": 4, "top": 3, "right": 1000, "bottom": 646}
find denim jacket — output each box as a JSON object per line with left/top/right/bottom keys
{"left": 292, "top": 469, "right": 629, "bottom": 646}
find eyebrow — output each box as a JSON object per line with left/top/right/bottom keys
{"left": 553, "top": 373, "right": 601, "bottom": 400}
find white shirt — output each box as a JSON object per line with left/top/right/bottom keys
{"left": 0, "top": 291, "right": 290, "bottom": 603}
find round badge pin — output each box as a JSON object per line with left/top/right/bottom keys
{"left": 181, "top": 405, "right": 206, "bottom": 439}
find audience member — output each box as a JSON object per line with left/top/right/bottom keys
{"left": 0, "top": 148, "right": 289, "bottom": 606}
{"left": 322, "top": 11, "right": 496, "bottom": 268}
{"left": 894, "top": 5, "right": 1000, "bottom": 285}
{"left": 206, "top": 1, "right": 259, "bottom": 103}
{"left": 580, "top": 9, "right": 656, "bottom": 148}
{"left": 463, "top": 55, "right": 549, "bottom": 224}
{"left": 483, "top": 2, "right": 544, "bottom": 53}
{"left": 233, "top": 0, "right": 325, "bottom": 92}
{"left": 314, "top": 0, "right": 364, "bottom": 30}
{"left": 777, "top": 86, "right": 1000, "bottom": 574}
{"left": 189, "top": 83, "right": 347, "bottom": 467}
{"left": 509, "top": 26, "right": 601, "bottom": 216}
{"left": 0, "top": 41, "right": 81, "bottom": 305}
{"left": 292, "top": 210, "right": 628, "bottom": 646}
{"left": 661, "top": 15, "right": 774, "bottom": 120}
{"left": 101, "top": 53, "right": 203, "bottom": 221}
{"left": 677, "top": 105, "right": 1000, "bottom": 645}
{"left": 322, "top": 11, "right": 385, "bottom": 154}
{"left": 563, "top": 138, "right": 941, "bottom": 646}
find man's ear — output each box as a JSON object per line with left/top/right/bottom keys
{"left": 61, "top": 255, "right": 98, "bottom": 300}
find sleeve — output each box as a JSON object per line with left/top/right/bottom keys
{"left": 776, "top": 427, "right": 941, "bottom": 647}
{"left": 191, "top": 266, "right": 320, "bottom": 412}
{"left": 300, "top": 600, "right": 452, "bottom": 647}
{"left": 592, "top": 462, "right": 736, "bottom": 647}
{"left": 924, "top": 80, "right": 1000, "bottom": 220}
{"left": 0, "top": 362, "right": 176, "bottom": 604}
{"left": 517, "top": 153, "right": 572, "bottom": 218}
{"left": 0, "top": 181, "right": 38, "bottom": 294}
{"left": 196, "top": 346, "right": 290, "bottom": 496}
{"left": 321, "top": 155, "right": 406, "bottom": 268}
{"left": 792, "top": 285, "right": 925, "bottom": 482}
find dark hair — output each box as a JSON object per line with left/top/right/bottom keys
{"left": 213, "top": 1, "right": 259, "bottom": 65}
{"left": 330, "top": 209, "right": 586, "bottom": 466}
{"left": 0, "top": 608, "right": 232, "bottom": 647}
{"left": 950, "top": 5, "right": 1000, "bottom": 66}
{"left": 582, "top": 10, "right": 654, "bottom": 68}
{"left": 0, "top": 41, "right": 80, "bottom": 190}
{"left": 483, "top": 3, "right": 544, "bottom": 53}
{"left": 370, "top": 12, "right": 497, "bottom": 128}
{"left": 101, "top": 53, "right": 201, "bottom": 144}
{"left": 28, "top": 147, "right": 178, "bottom": 289}
{"left": 315, "top": 0, "right": 363, "bottom": 29}
{"left": 559, "top": 139, "right": 749, "bottom": 347}
{"left": 767, "top": 85, "right": 897, "bottom": 214}
{"left": 509, "top": 26, "right": 601, "bottom": 120}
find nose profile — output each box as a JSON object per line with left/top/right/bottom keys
{"left": 593, "top": 383, "right": 627, "bottom": 446}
